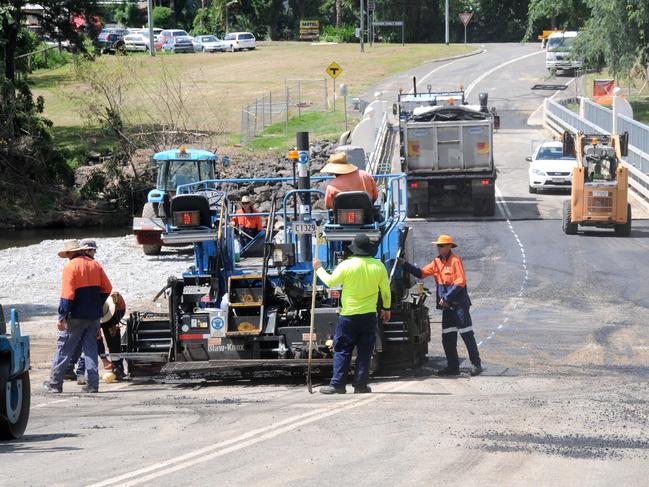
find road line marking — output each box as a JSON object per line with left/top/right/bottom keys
{"left": 413, "top": 55, "right": 480, "bottom": 92}
{"left": 465, "top": 50, "right": 544, "bottom": 98}
{"left": 32, "top": 398, "right": 68, "bottom": 409}
{"left": 89, "top": 382, "right": 410, "bottom": 487}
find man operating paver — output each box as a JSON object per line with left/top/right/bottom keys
{"left": 313, "top": 233, "right": 391, "bottom": 394}
{"left": 321, "top": 152, "right": 378, "bottom": 209}
{"left": 400, "top": 234, "right": 483, "bottom": 377}
{"left": 43, "top": 239, "right": 112, "bottom": 393}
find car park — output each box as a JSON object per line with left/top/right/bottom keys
{"left": 527, "top": 140, "right": 578, "bottom": 193}
{"left": 161, "top": 36, "right": 194, "bottom": 53}
{"left": 222, "top": 32, "right": 256, "bottom": 51}
{"left": 124, "top": 34, "right": 149, "bottom": 52}
{"left": 192, "top": 35, "right": 227, "bottom": 52}
{"left": 96, "top": 28, "right": 128, "bottom": 50}
{"left": 155, "top": 29, "right": 190, "bottom": 50}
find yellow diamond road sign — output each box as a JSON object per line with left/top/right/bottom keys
{"left": 326, "top": 62, "right": 343, "bottom": 79}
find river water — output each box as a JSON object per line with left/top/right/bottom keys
{"left": 0, "top": 226, "right": 131, "bottom": 251}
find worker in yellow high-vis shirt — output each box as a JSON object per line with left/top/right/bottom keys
{"left": 312, "top": 233, "right": 391, "bottom": 394}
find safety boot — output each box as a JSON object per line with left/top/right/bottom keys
{"left": 470, "top": 365, "right": 484, "bottom": 376}
{"left": 81, "top": 384, "right": 99, "bottom": 393}
{"left": 436, "top": 367, "right": 460, "bottom": 377}
{"left": 353, "top": 385, "right": 372, "bottom": 394}
{"left": 43, "top": 381, "right": 62, "bottom": 393}
{"left": 319, "top": 385, "right": 346, "bottom": 394}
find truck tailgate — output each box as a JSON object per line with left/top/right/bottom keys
{"left": 405, "top": 120, "right": 493, "bottom": 173}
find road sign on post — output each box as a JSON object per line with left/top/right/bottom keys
{"left": 459, "top": 12, "right": 473, "bottom": 44}
{"left": 326, "top": 62, "right": 343, "bottom": 111}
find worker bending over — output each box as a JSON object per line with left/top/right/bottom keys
{"left": 313, "top": 233, "right": 391, "bottom": 394}
{"left": 400, "top": 234, "right": 483, "bottom": 377}
{"left": 321, "top": 152, "right": 378, "bottom": 209}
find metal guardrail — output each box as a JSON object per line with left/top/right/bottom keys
{"left": 367, "top": 113, "right": 389, "bottom": 174}
{"left": 544, "top": 98, "right": 649, "bottom": 203}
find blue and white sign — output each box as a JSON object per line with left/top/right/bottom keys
{"left": 298, "top": 150, "right": 309, "bottom": 164}
{"left": 211, "top": 317, "right": 225, "bottom": 331}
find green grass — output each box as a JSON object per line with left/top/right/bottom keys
{"left": 249, "top": 110, "right": 359, "bottom": 151}
{"left": 28, "top": 42, "right": 476, "bottom": 155}
{"left": 629, "top": 98, "right": 649, "bottom": 125}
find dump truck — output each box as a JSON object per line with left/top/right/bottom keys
{"left": 119, "top": 134, "right": 430, "bottom": 381}
{"left": 133, "top": 147, "right": 219, "bottom": 255}
{"left": 562, "top": 131, "right": 631, "bottom": 236}
{"left": 395, "top": 86, "right": 500, "bottom": 217}
{"left": 0, "top": 305, "right": 30, "bottom": 440}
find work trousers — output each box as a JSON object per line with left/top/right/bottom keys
{"left": 330, "top": 312, "right": 376, "bottom": 388}
{"left": 239, "top": 227, "right": 259, "bottom": 247}
{"left": 69, "top": 322, "right": 124, "bottom": 377}
{"left": 49, "top": 318, "right": 101, "bottom": 389}
{"left": 441, "top": 306, "right": 481, "bottom": 371}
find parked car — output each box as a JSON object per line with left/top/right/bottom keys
{"left": 124, "top": 34, "right": 149, "bottom": 52}
{"left": 155, "top": 29, "right": 190, "bottom": 50}
{"left": 96, "top": 28, "right": 127, "bottom": 50}
{"left": 161, "top": 36, "right": 194, "bottom": 53}
{"left": 222, "top": 32, "right": 256, "bottom": 51}
{"left": 527, "top": 140, "right": 578, "bottom": 193}
{"left": 192, "top": 35, "right": 227, "bottom": 52}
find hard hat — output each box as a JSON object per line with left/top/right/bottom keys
{"left": 432, "top": 234, "right": 458, "bottom": 248}
{"left": 102, "top": 371, "right": 116, "bottom": 383}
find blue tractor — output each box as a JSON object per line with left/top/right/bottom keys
{"left": 0, "top": 306, "right": 30, "bottom": 439}
{"left": 123, "top": 135, "right": 430, "bottom": 380}
{"left": 133, "top": 147, "right": 218, "bottom": 256}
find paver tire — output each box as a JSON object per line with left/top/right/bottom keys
{"left": 141, "top": 202, "right": 162, "bottom": 256}
{"left": 614, "top": 204, "right": 632, "bottom": 237}
{"left": 562, "top": 199, "right": 578, "bottom": 235}
{"left": 0, "top": 363, "right": 30, "bottom": 440}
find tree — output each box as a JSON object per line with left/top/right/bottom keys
{"left": 574, "top": 0, "right": 649, "bottom": 78}
{"left": 114, "top": 0, "right": 146, "bottom": 28}
{"left": 525, "top": 0, "right": 590, "bottom": 40}
{"left": 153, "top": 6, "right": 173, "bottom": 29}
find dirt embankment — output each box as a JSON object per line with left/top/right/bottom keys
{"left": 2, "top": 140, "right": 336, "bottom": 230}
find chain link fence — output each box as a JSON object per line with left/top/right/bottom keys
{"left": 240, "top": 79, "right": 329, "bottom": 144}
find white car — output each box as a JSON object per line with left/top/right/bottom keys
{"left": 527, "top": 141, "right": 578, "bottom": 193}
{"left": 123, "top": 34, "right": 149, "bottom": 52}
{"left": 192, "top": 35, "right": 227, "bottom": 52}
{"left": 223, "top": 32, "right": 256, "bottom": 51}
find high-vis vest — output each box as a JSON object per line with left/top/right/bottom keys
{"left": 58, "top": 255, "right": 112, "bottom": 321}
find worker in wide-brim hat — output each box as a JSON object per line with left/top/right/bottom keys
{"left": 321, "top": 152, "right": 378, "bottom": 209}
{"left": 44, "top": 238, "right": 112, "bottom": 394}
{"left": 313, "top": 233, "right": 391, "bottom": 394}
{"left": 399, "top": 234, "right": 483, "bottom": 377}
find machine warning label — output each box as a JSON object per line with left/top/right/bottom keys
{"left": 208, "top": 343, "right": 245, "bottom": 352}
{"left": 302, "top": 333, "right": 317, "bottom": 341}
{"left": 208, "top": 338, "right": 222, "bottom": 346}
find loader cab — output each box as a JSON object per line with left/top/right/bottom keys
{"left": 584, "top": 143, "right": 618, "bottom": 182}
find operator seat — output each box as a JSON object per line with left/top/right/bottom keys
{"left": 332, "top": 191, "right": 375, "bottom": 225}
{"left": 170, "top": 194, "right": 212, "bottom": 227}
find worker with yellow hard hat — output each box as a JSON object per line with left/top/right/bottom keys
{"left": 399, "top": 234, "right": 482, "bottom": 377}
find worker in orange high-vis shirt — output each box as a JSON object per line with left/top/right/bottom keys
{"left": 43, "top": 239, "right": 112, "bottom": 394}
{"left": 231, "top": 195, "right": 264, "bottom": 246}
{"left": 400, "top": 234, "right": 482, "bottom": 377}
{"left": 321, "top": 152, "right": 378, "bottom": 209}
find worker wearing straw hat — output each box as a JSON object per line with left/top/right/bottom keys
{"left": 400, "top": 234, "right": 483, "bottom": 377}
{"left": 43, "top": 239, "right": 112, "bottom": 393}
{"left": 321, "top": 152, "right": 378, "bottom": 209}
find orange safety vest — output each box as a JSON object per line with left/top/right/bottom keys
{"left": 231, "top": 208, "right": 263, "bottom": 231}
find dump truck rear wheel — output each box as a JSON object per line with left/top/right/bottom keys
{"left": 0, "top": 364, "right": 30, "bottom": 440}
{"left": 141, "top": 203, "right": 162, "bottom": 256}
{"left": 614, "top": 204, "right": 632, "bottom": 237}
{"left": 562, "top": 199, "right": 578, "bottom": 235}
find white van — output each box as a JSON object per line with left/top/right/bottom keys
{"left": 223, "top": 32, "right": 256, "bottom": 51}
{"left": 546, "top": 31, "right": 583, "bottom": 72}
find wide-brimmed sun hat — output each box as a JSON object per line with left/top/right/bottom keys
{"left": 320, "top": 152, "right": 358, "bottom": 175}
{"left": 348, "top": 233, "right": 376, "bottom": 257}
{"left": 433, "top": 234, "right": 457, "bottom": 248}
{"left": 241, "top": 196, "right": 252, "bottom": 204}
{"left": 102, "top": 296, "right": 117, "bottom": 324}
{"left": 58, "top": 239, "right": 91, "bottom": 258}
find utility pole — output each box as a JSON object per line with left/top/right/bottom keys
{"left": 360, "top": 0, "right": 365, "bottom": 52}
{"left": 445, "top": 0, "right": 449, "bottom": 44}
{"left": 147, "top": 0, "right": 155, "bottom": 57}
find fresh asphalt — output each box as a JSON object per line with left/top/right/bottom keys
{"left": 4, "top": 44, "right": 649, "bottom": 486}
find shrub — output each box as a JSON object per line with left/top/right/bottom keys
{"left": 321, "top": 24, "right": 357, "bottom": 43}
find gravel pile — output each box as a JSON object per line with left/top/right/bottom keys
{"left": 0, "top": 235, "right": 193, "bottom": 324}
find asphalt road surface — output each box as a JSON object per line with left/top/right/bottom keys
{"left": 4, "top": 44, "right": 649, "bottom": 486}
